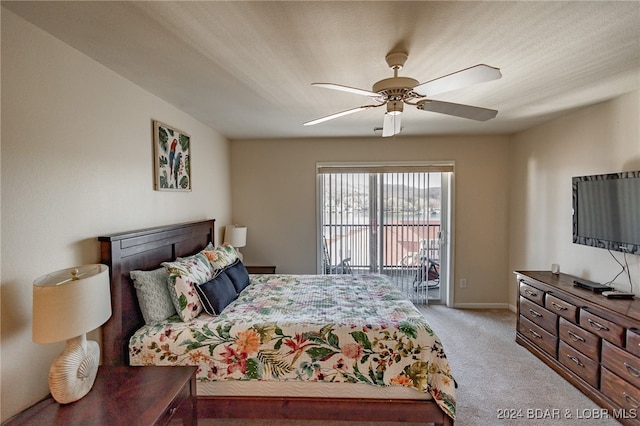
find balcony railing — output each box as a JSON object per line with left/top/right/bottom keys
{"left": 322, "top": 222, "right": 441, "bottom": 304}
{"left": 323, "top": 222, "right": 440, "bottom": 269}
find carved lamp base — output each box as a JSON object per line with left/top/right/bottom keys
{"left": 48, "top": 334, "right": 100, "bottom": 404}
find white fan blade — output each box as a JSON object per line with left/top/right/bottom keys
{"left": 312, "top": 83, "right": 381, "bottom": 98}
{"left": 304, "top": 106, "right": 372, "bottom": 126}
{"left": 413, "top": 64, "right": 501, "bottom": 97}
{"left": 382, "top": 113, "right": 402, "bottom": 137}
{"left": 417, "top": 100, "right": 498, "bottom": 121}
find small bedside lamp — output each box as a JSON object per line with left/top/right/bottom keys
{"left": 33, "top": 264, "right": 111, "bottom": 404}
{"left": 225, "top": 224, "right": 247, "bottom": 261}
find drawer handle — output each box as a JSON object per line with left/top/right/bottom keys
{"left": 529, "top": 309, "right": 543, "bottom": 318}
{"left": 528, "top": 329, "right": 542, "bottom": 339}
{"left": 551, "top": 301, "right": 567, "bottom": 311}
{"left": 567, "top": 331, "right": 585, "bottom": 342}
{"left": 624, "top": 362, "right": 640, "bottom": 378}
{"left": 566, "top": 354, "right": 585, "bottom": 368}
{"left": 524, "top": 289, "right": 538, "bottom": 297}
{"left": 169, "top": 407, "right": 178, "bottom": 416}
{"left": 587, "top": 318, "right": 609, "bottom": 331}
{"left": 624, "top": 392, "right": 640, "bottom": 408}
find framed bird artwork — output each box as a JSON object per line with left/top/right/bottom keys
{"left": 153, "top": 120, "right": 191, "bottom": 191}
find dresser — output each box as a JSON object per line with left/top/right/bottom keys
{"left": 4, "top": 366, "right": 197, "bottom": 425}
{"left": 516, "top": 271, "right": 640, "bottom": 425}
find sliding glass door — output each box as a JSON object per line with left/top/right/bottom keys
{"left": 318, "top": 162, "right": 452, "bottom": 305}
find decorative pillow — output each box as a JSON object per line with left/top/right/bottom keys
{"left": 175, "top": 242, "right": 217, "bottom": 273}
{"left": 224, "top": 259, "right": 251, "bottom": 293}
{"left": 202, "top": 243, "right": 238, "bottom": 272}
{"left": 130, "top": 268, "right": 176, "bottom": 324}
{"left": 194, "top": 271, "right": 238, "bottom": 315}
{"left": 162, "top": 252, "right": 213, "bottom": 321}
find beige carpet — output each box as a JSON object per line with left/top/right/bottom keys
{"left": 201, "top": 306, "right": 619, "bottom": 425}
{"left": 420, "top": 306, "right": 618, "bottom": 426}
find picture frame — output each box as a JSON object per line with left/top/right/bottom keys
{"left": 153, "top": 120, "right": 191, "bottom": 191}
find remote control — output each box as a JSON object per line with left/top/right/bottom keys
{"left": 601, "top": 291, "right": 635, "bottom": 299}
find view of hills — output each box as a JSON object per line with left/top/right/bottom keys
{"left": 322, "top": 182, "right": 441, "bottom": 215}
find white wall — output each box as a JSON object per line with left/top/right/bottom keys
{"left": 509, "top": 90, "right": 640, "bottom": 308}
{"left": 0, "top": 10, "right": 232, "bottom": 420}
{"left": 230, "top": 135, "right": 511, "bottom": 307}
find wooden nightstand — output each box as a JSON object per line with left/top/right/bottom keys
{"left": 246, "top": 265, "right": 276, "bottom": 274}
{"left": 4, "top": 366, "right": 197, "bottom": 425}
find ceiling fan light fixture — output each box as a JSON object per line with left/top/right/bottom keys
{"left": 386, "top": 101, "right": 403, "bottom": 115}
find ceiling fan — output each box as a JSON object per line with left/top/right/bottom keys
{"left": 304, "top": 52, "right": 502, "bottom": 137}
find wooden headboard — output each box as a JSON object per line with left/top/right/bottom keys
{"left": 98, "top": 220, "right": 215, "bottom": 366}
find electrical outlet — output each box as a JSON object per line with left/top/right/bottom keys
{"left": 460, "top": 278, "right": 467, "bottom": 288}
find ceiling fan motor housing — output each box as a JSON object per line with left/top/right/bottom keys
{"left": 372, "top": 77, "right": 419, "bottom": 101}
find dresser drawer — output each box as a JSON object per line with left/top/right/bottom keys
{"left": 519, "top": 280, "right": 545, "bottom": 305}
{"left": 520, "top": 296, "right": 558, "bottom": 334}
{"left": 628, "top": 329, "right": 640, "bottom": 358}
{"left": 545, "top": 293, "right": 578, "bottom": 323}
{"left": 579, "top": 309, "right": 624, "bottom": 346}
{"left": 602, "top": 340, "right": 640, "bottom": 389}
{"left": 559, "top": 317, "right": 600, "bottom": 360}
{"left": 155, "top": 372, "right": 195, "bottom": 426}
{"left": 559, "top": 341, "right": 599, "bottom": 388}
{"left": 157, "top": 378, "right": 190, "bottom": 425}
{"left": 601, "top": 367, "right": 640, "bottom": 412}
{"left": 519, "top": 315, "right": 558, "bottom": 357}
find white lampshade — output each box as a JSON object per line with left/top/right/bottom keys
{"left": 33, "top": 264, "right": 111, "bottom": 343}
{"left": 225, "top": 225, "right": 247, "bottom": 248}
{"left": 33, "top": 264, "right": 111, "bottom": 404}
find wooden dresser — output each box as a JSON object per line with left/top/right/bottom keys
{"left": 516, "top": 271, "right": 640, "bottom": 425}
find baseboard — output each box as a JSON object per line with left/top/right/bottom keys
{"left": 451, "top": 302, "right": 511, "bottom": 309}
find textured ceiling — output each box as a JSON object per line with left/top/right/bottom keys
{"left": 4, "top": 1, "right": 640, "bottom": 140}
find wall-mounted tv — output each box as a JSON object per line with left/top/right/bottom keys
{"left": 572, "top": 171, "right": 640, "bottom": 255}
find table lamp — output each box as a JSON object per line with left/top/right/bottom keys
{"left": 32, "top": 264, "right": 111, "bottom": 404}
{"left": 224, "top": 224, "right": 247, "bottom": 261}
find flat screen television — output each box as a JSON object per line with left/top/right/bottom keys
{"left": 572, "top": 171, "right": 640, "bottom": 255}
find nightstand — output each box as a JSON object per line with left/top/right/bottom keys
{"left": 246, "top": 265, "right": 276, "bottom": 274}
{"left": 4, "top": 366, "right": 197, "bottom": 425}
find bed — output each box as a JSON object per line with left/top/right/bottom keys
{"left": 99, "top": 220, "right": 455, "bottom": 425}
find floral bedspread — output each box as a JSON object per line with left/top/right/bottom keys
{"left": 129, "top": 274, "right": 456, "bottom": 419}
